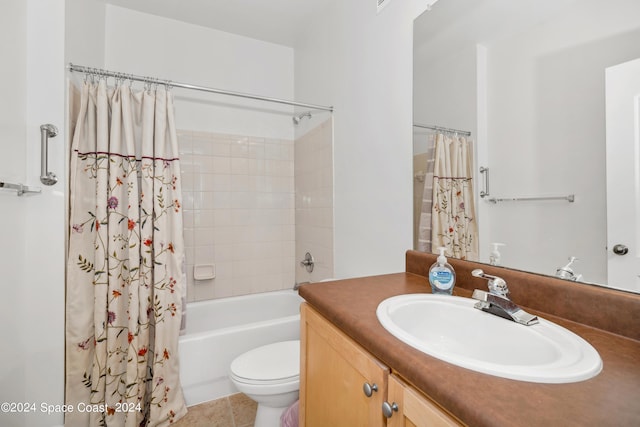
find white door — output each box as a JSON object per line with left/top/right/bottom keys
{"left": 605, "top": 58, "right": 640, "bottom": 293}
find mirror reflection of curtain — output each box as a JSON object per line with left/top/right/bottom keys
{"left": 431, "top": 133, "right": 479, "bottom": 261}
{"left": 417, "top": 134, "right": 437, "bottom": 252}
{"left": 66, "top": 80, "right": 187, "bottom": 426}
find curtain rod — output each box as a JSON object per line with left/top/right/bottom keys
{"left": 413, "top": 123, "right": 471, "bottom": 136}
{"left": 68, "top": 63, "right": 334, "bottom": 113}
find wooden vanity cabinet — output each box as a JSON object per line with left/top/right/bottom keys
{"left": 386, "top": 374, "right": 462, "bottom": 427}
{"left": 300, "top": 303, "right": 389, "bottom": 427}
{"left": 300, "top": 303, "right": 463, "bottom": 427}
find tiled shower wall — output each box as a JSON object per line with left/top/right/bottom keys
{"left": 295, "top": 118, "right": 334, "bottom": 283}
{"left": 178, "top": 130, "right": 296, "bottom": 302}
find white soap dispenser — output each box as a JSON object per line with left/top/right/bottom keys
{"left": 429, "top": 247, "right": 456, "bottom": 295}
{"left": 489, "top": 243, "right": 506, "bottom": 266}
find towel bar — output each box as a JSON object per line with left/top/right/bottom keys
{"left": 486, "top": 194, "right": 575, "bottom": 203}
{"left": 0, "top": 181, "right": 42, "bottom": 196}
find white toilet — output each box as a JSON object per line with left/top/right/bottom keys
{"left": 229, "top": 340, "right": 300, "bottom": 427}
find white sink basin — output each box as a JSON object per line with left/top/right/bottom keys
{"left": 376, "top": 294, "right": 602, "bottom": 383}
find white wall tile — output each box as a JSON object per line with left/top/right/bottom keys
{"left": 180, "top": 129, "right": 297, "bottom": 300}
{"left": 212, "top": 156, "right": 231, "bottom": 174}
{"left": 295, "top": 119, "right": 335, "bottom": 283}
{"left": 229, "top": 157, "right": 247, "bottom": 175}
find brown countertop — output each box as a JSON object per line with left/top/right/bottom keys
{"left": 298, "top": 272, "right": 640, "bottom": 427}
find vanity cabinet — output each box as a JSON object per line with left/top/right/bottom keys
{"left": 300, "top": 303, "right": 389, "bottom": 427}
{"left": 386, "top": 374, "right": 461, "bottom": 427}
{"left": 300, "top": 303, "right": 463, "bottom": 427}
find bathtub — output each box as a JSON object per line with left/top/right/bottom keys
{"left": 178, "top": 289, "right": 303, "bottom": 406}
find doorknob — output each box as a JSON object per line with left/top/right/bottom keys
{"left": 612, "top": 244, "right": 629, "bottom": 255}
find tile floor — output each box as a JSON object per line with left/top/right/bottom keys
{"left": 175, "top": 393, "right": 257, "bottom": 427}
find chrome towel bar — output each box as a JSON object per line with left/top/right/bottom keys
{"left": 0, "top": 181, "right": 42, "bottom": 196}
{"left": 486, "top": 194, "right": 575, "bottom": 203}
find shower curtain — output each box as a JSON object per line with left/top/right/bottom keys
{"left": 417, "top": 135, "right": 437, "bottom": 253}
{"left": 431, "top": 133, "right": 479, "bottom": 260}
{"left": 66, "top": 80, "right": 187, "bottom": 426}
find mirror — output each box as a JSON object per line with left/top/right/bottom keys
{"left": 413, "top": 0, "right": 640, "bottom": 293}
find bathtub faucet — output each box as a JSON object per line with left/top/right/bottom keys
{"left": 300, "top": 252, "right": 315, "bottom": 273}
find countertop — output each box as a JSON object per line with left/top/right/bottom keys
{"left": 298, "top": 273, "right": 640, "bottom": 427}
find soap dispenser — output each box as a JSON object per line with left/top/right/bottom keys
{"left": 489, "top": 243, "right": 506, "bottom": 266}
{"left": 429, "top": 247, "right": 456, "bottom": 295}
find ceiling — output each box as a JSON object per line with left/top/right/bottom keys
{"left": 102, "top": 0, "right": 333, "bottom": 47}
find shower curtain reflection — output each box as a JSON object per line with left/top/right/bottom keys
{"left": 415, "top": 131, "right": 479, "bottom": 260}
{"left": 431, "top": 133, "right": 479, "bottom": 260}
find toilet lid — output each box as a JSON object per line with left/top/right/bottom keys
{"left": 230, "top": 340, "right": 300, "bottom": 383}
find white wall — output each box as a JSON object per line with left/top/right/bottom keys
{"left": 65, "top": 0, "right": 105, "bottom": 67}
{"left": 103, "top": 5, "right": 295, "bottom": 140}
{"left": 294, "top": 0, "right": 437, "bottom": 278}
{"left": 413, "top": 44, "right": 478, "bottom": 141}
{"left": 0, "top": 1, "right": 66, "bottom": 426}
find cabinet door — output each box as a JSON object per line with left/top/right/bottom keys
{"left": 300, "top": 304, "right": 389, "bottom": 427}
{"left": 386, "top": 375, "right": 462, "bottom": 427}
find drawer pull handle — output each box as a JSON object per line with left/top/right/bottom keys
{"left": 362, "top": 382, "right": 378, "bottom": 397}
{"left": 382, "top": 401, "right": 399, "bottom": 418}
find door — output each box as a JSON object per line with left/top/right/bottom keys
{"left": 605, "top": 58, "right": 640, "bottom": 292}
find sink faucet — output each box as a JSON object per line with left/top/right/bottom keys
{"left": 555, "top": 257, "right": 583, "bottom": 282}
{"left": 470, "top": 269, "right": 539, "bottom": 326}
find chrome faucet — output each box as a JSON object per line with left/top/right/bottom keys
{"left": 555, "top": 257, "right": 582, "bottom": 282}
{"left": 470, "top": 269, "right": 539, "bottom": 326}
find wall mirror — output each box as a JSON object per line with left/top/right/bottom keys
{"left": 413, "top": 0, "right": 640, "bottom": 293}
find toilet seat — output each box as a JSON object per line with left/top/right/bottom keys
{"left": 230, "top": 340, "right": 300, "bottom": 386}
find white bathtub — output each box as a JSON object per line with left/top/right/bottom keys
{"left": 178, "top": 289, "right": 303, "bottom": 406}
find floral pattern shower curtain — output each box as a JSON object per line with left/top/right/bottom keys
{"left": 431, "top": 133, "right": 479, "bottom": 260}
{"left": 66, "top": 80, "right": 187, "bottom": 426}
{"left": 417, "top": 134, "right": 437, "bottom": 253}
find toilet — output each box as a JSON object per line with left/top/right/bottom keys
{"left": 229, "top": 340, "right": 300, "bottom": 427}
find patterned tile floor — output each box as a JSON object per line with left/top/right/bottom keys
{"left": 174, "top": 393, "right": 257, "bottom": 427}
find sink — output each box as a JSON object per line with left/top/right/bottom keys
{"left": 376, "top": 294, "right": 602, "bottom": 383}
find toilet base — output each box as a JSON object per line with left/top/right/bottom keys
{"left": 254, "top": 403, "right": 288, "bottom": 427}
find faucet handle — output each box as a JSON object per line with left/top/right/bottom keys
{"left": 471, "top": 269, "right": 510, "bottom": 298}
